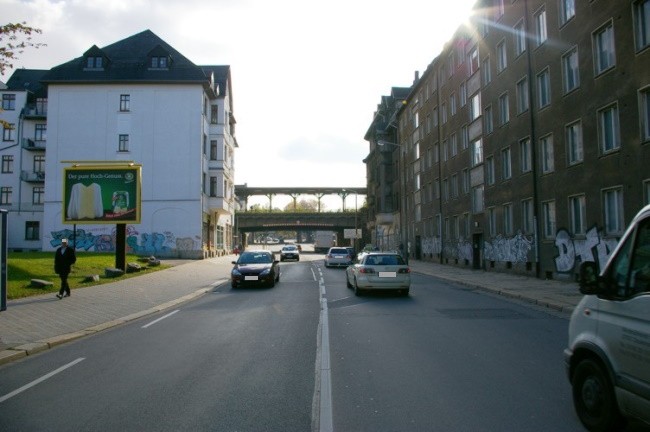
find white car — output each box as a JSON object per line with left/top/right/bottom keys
{"left": 324, "top": 247, "right": 353, "bottom": 268}
{"left": 280, "top": 245, "right": 300, "bottom": 261}
{"left": 565, "top": 204, "right": 650, "bottom": 431}
{"left": 345, "top": 251, "right": 410, "bottom": 296}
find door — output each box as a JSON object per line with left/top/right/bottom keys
{"left": 472, "top": 233, "right": 482, "bottom": 269}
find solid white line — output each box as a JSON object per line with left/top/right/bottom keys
{"left": 318, "top": 277, "right": 334, "bottom": 431}
{"left": 141, "top": 309, "right": 179, "bottom": 329}
{"left": 0, "top": 357, "right": 85, "bottom": 403}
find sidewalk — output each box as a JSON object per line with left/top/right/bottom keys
{"left": 0, "top": 255, "right": 582, "bottom": 366}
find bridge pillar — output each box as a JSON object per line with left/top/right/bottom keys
{"left": 266, "top": 193, "right": 274, "bottom": 212}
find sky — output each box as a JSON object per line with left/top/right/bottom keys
{"left": 2, "top": 0, "right": 477, "bottom": 210}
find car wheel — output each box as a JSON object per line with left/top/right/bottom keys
{"left": 346, "top": 273, "right": 353, "bottom": 288}
{"left": 401, "top": 288, "right": 410, "bottom": 296}
{"left": 231, "top": 281, "right": 237, "bottom": 289}
{"left": 297, "top": 257, "right": 300, "bottom": 261}
{"left": 353, "top": 278, "right": 364, "bottom": 296}
{"left": 269, "top": 277, "right": 276, "bottom": 288}
{"left": 572, "top": 358, "right": 622, "bottom": 432}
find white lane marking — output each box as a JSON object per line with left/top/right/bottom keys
{"left": 311, "top": 268, "right": 317, "bottom": 281}
{"left": 0, "top": 357, "right": 85, "bottom": 403}
{"left": 318, "top": 275, "right": 333, "bottom": 432}
{"left": 141, "top": 309, "right": 179, "bottom": 329}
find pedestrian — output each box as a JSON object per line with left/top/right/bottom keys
{"left": 55, "top": 238, "right": 76, "bottom": 299}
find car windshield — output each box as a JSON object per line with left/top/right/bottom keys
{"left": 283, "top": 246, "right": 297, "bottom": 251}
{"left": 238, "top": 252, "right": 273, "bottom": 264}
{"left": 363, "top": 254, "right": 405, "bottom": 266}
{"left": 330, "top": 248, "right": 348, "bottom": 254}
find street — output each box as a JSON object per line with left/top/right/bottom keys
{"left": 0, "top": 252, "right": 587, "bottom": 431}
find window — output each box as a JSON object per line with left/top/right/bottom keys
{"left": 210, "top": 176, "right": 218, "bottom": 197}
{"left": 482, "top": 56, "right": 492, "bottom": 85}
{"left": 502, "top": 147, "right": 512, "bottom": 180}
{"left": 450, "top": 93, "right": 457, "bottom": 116}
{"left": 535, "top": 8, "right": 547, "bottom": 46}
{"left": 3, "top": 123, "right": 15, "bottom": 141}
{"left": 25, "top": 221, "right": 39, "bottom": 241}
{"left": 484, "top": 105, "right": 493, "bottom": 134}
{"left": 499, "top": 93, "right": 509, "bottom": 125}
{"left": 569, "top": 194, "right": 586, "bottom": 235}
{"left": 642, "top": 87, "right": 650, "bottom": 142}
{"left": 468, "top": 47, "right": 479, "bottom": 76}
{"left": 645, "top": 179, "right": 650, "bottom": 204}
{"left": 1, "top": 155, "right": 13, "bottom": 173}
{"left": 461, "top": 125, "right": 469, "bottom": 149}
{"left": 598, "top": 103, "right": 620, "bottom": 153}
{"left": 451, "top": 174, "right": 458, "bottom": 198}
{"left": 603, "top": 187, "right": 624, "bottom": 235}
{"left": 441, "top": 102, "right": 448, "bottom": 124}
{"left": 635, "top": 0, "right": 650, "bottom": 51}
{"left": 503, "top": 203, "right": 513, "bottom": 235}
{"left": 119, "top": 94, "right": 130, "bottom": 112}
{"left": 211, "top": 105, "right": 218, "bottom": 124}
{"left": 495, "top": 0, "right": 505, "bottom": 19}
{"left": 472, "top": 185, "right": 484, "bottom": 213}
{"left": 486, "top": 156, "right": 495, "bottom": 185}
{"left": 542, "top": 201, "right": 556, "bottom": 239}
{"left": 443, "top": 140, "right": 449, "bottom": 162}
{"left": 516, "top": 77, "right": 529, "bottom": 114}
{"left": 0, "top": 186, "right": 11, "bottom": 205}
{"left": 443, "top": 178, "right": 449, "bottom": 201}
{"left": 593, "top": 22, "right": 616, "bottom": 75}
{"left": 488, "top": 207, "right": 497, "bottom": 236}
{"left": 540, "top": 135, "right": 554, "bottom": 173}
{"left": 537, "top": 68, "right": 551, "bottom": 109}
{"left": 460, "top": 83, "right": 467, "bottom": 107}
{"left": 35, "top": 124, "right": 46, "bottom": 141}
{"left": 562, "top": 47, "right": 580, "bottom": 93}
{"left": 497, "top": 40, "right": 507, "bottom": 73}
{"left": 447, "top": 52, "right": 455, "bottom": 78}
{"left": 514, "top": 20, "right": 526, "bottom": 56}
{"left": 118, "top": 134, "right": 129, "bottom": 152}
{"left": 520, "top": 138, "right": 532, "bottom": 173}
{"left": 151, "top": 56, "right": 168, "bottom": 68}
{"left": 415, "top": 173, "right": 421, "bottom": 191}
{"left": 432, "top": 107, "right": 439, "bottom": 127}
{"left": 32, "top": 186, "right": 44, "bottom": 205}
{"left": 2, "top": 94, "right": 16, "bottom": 110}
{"left": 450, "top": 133, "right": 458, "bottom": 157}
{"left": 33, "top": 155, "right": 45, "bottom": 174}
{"left": 86, "top": 56, "right": 103, "bottom": 69}
{"left": 522, "top": 199, "right": 533, "bottom": 234}
{"left": 560, "top": 0, "right": 576, "bottom": 25}
{"left": 434, "top": 143, "right": 439, "bottom": 163}
{"left": 462, "top": 169, "right": 469, "bottom": 194}
{"left": 470, "top": 93, "right": 481, "bottom": 121}
{"left": 566, "top": 121, "right": 583, "bottom": 165}
{"left": 210, "top": 140, "right": 218, "bottom": 160}
{"left": 471, "top": 138, "right": 483, "bottom": 166}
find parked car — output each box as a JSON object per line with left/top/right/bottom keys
{"left": 231, "top": 250, "right": 280, "bottom": 288}
{"left": 565, "top": 204, "right": 650, "bottom": 432}
{"left": 280, "top": 244, "right": 300, "bottom": 261}
{"left": 324, "top": 247, "right": 353, "bottom": 268}
{"left": 345, "top": 251, "right": 410, "bottom": 296}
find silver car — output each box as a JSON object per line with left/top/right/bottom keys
{"left": 345, "top": 252, "right": 410, "bottom": 296}
{"left": 324, "top": 247, "right": 353, "bottom": 268}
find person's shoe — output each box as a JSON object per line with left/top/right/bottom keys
{"left": 63, "top": 293, "right": 70, "bottom": 298}
{"left": 56, "top": 294, "right": 63, "bottom": 300}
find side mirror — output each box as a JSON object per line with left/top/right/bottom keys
{"left": 231, "top": 261, "right": 237, "bottom": 265}
{"left": 578, "top": 261, "right": 603, "bottom": 295}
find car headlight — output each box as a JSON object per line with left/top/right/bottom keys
{"left": 259, "top": 268, "right": 271, "bottom": 276}
{"left": 232, "top": 269, "right": 242, "bottom": 276}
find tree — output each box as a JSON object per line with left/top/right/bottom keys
{"left": 283, "top": 199, "right": 322, "bottom": 212}
{"left": 1, "top": 22, "right": 45, "bottom": 76}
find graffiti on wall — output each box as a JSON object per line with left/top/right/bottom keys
{"left": 443, "top": 238, "right": 473, "bottom": 262}
{"left": 554, "top": 225, "right": 618, "bottom": 273}
{"left": 50, "top": 226, "right": 199, "bottom": 255}
{"left": 421, "top": 236, "right": 442, "bottom": 256}
{"left": 484, "top": 232, "right": 534, "bottom": 263}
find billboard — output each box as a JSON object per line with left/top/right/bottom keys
{"left": 63, "top": 165, "right": 142, "bottom": 224}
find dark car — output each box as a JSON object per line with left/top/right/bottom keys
{"left": 231, "top": 250, "right": 280, "bottom": 288}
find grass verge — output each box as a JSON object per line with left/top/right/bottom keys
{"left": 6, "top": 252, "right": 170, "bottom": 299}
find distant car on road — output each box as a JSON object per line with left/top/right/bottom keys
{"left": 345, "top": 251, "right": 410, "bottom": 296}
{"left": 280, "top": 245, "right": 300, "bottom": 261}
{"left": 325, "top": 247, "right": 353, "bottom": 268}
{"left": 231, "top": 250, "right": 280, "bottom": 288}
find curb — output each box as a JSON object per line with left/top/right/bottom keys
{"left": 0, "top": 281, "right": 226, "bottom": 367}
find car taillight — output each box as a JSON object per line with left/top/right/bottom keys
{"left": 359, "top": 267, "right": 376, "bottom": 273}
{"left": 398, "top": 268, "right": 410, "bottom": 274}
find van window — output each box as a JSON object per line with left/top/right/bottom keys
{"left": 630, "top": 218, "right": 650, "bottom": 294}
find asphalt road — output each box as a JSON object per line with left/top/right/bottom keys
{"left": 0, "top": 253, "right": 591, "bottom": 431}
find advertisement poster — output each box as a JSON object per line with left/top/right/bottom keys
{"left": 63, "top": 165, "right": 141, "bottom": 224}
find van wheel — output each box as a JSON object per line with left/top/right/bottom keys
{"left": 572, "top": 358, "right": 622, "bottom": 432}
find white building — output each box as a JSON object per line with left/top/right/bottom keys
{"left": 2, "top": 30, "right": 238, "bottom": 258}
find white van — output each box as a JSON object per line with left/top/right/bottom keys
{"left": 565, "top": 204, "right": 650, "bottom": 431}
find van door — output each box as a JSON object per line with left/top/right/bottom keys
{"left": 598, "top": 216, "right": 650, "bottom": 415}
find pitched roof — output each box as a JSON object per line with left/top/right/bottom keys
{"left": 41, "top": 30, "right": 224, "bottom": 93}
{"left": 5, "top": 69, "right": 49, "bottom": 97}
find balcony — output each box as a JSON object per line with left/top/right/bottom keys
{"left": 22, "top": 138, "right": 46, "bottom": 151}
{"left": 23, "top": 103, "right": 47, "bottom": 119}
{"left": 21, "top": 170, "right": 45, "bottom": 182}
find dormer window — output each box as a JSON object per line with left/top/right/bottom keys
{"left": 151, "top": 56, "right": 168, "bottom": 69}
{"left": 87, "top": 56, "right": 103, "bottom": 69}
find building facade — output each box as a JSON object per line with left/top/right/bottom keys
{"left": 365, "top": 0, "right": 650, "bottom": 280}
{"left": 1, "top": 30, "right": 238, "bottom": 258}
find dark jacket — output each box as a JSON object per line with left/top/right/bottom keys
{"left": 54, "top": 246, "right": 76, "bottom": 275}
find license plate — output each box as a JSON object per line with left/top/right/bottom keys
{"left": 379, "top": 272, "right": 396, "bottom": 278}
{"left": 245, "top": 276, "right": 259, "bottom": 281}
